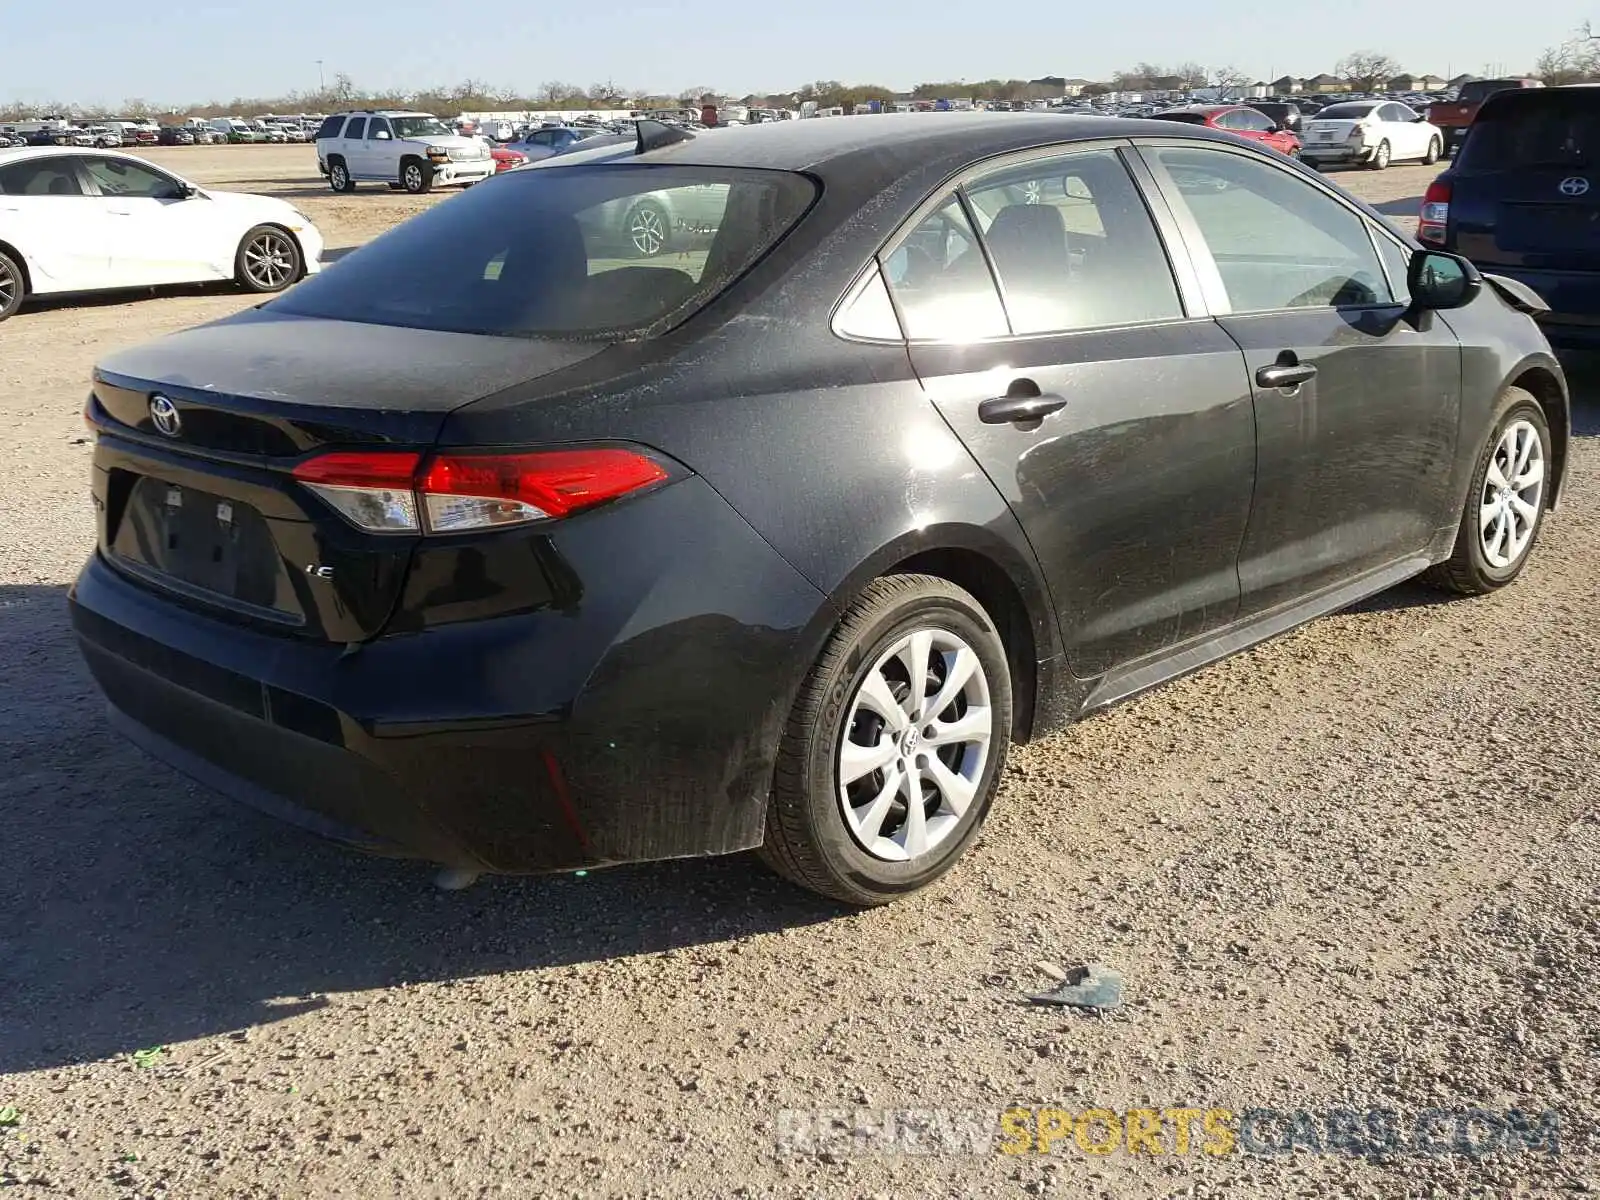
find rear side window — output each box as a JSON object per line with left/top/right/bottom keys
{"left": 343, "top": 117, "right": 367, "bottom": 140}
{"left": 1461, "top": 93, "right": 1600, "bottom": 170}
{"left": 315, "top": 116, "right": 345, "bottom": 139}
{"left": 962, "top": 149, "right": 1183, "bottom": 334}
{"left": 0, "top": 158, "right": 84, "bottom": 196}
{"left": 269, "top": 165, "right": 817, "bottom": 338}
{"left": 882, "top": 197, "right": 1008, "bottom": 340}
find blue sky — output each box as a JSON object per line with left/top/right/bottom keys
{"left": 4, "top": 0, "right": 1590, "bottom": 107}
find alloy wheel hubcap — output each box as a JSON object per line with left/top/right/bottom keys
{"left": 406, "top": 166, "right": 422, "bottom": 188}
{"left": 1479, "top": 419, "right": 1544, "bottom": 569}
{"left": 245, "top": 234, "right": 294, "bottom": 288}
{"left": 332, "top": 166, "right": 347, "bottom": 187}
{"left": 630, "top": 208, "right": 665, "bottom": 254}
{"left": 0, "top": 263, "right": 14, "bottom": 309}
{"left": 837, "top": 627, "right": 993, "bottom": 863}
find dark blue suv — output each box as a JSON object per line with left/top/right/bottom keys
{"left": 1422, "top": 85, "right": 1600, "bottom": 353}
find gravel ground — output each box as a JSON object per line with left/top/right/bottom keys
{"left": 2, "top": 147, "right": 1595, "bottom": 1198}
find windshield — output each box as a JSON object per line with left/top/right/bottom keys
{"left": 391, "top": 116, "right": 453, "bottom": 139}
{"left": 1459, "top": 81, "right": 1519, "bottom": 104}
{"left": 1314, "top": 103, "right": 1378, "bottom": 121}
{"left": 1461, "top": 92, "right": 1600, "bottom": 169}
{"left": 269, "top": 165, "right": 817, "bottom": 339}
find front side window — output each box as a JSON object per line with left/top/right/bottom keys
{"left": 367, "top": 118, "right": 392, "bottom": 140}
{"left": 881, "top": 197, "right": 1007, "bottom": 340}
{"left": 1149, "top": 145, "right": 1391, "bottom": 312}
{"left": 270, "top": 165, "right": 816, "bottom": 338}
{"left": 962, "top": 148, "right": 1183, "bottom": 334}
{"left": 1375, "top": 233, "right": 1413, "bottom": 305}
{"left": 82, "top": 156, "right": 185, "bottom": 199}
{"left": 0, "top": 158, "right": 84, "bottom": 196}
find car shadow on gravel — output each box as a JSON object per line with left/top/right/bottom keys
{"left": 1369, "top": 196, "right": 1424, "bottom": 217}
{"left": 0, "top": 584, "right": 843, "bottom": 1075}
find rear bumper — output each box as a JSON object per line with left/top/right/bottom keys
{"left": 70, "top": 477, "right": 830, "bottom": 873}
{"left": 1299, "top": 144, "right": 1376, "bottom": 165}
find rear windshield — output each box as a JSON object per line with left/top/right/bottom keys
{"left": 1461, "top": 92, "right": 1600, "bottom": 169}
{"left": 1314, "top": 103, "right": 1378, "bottom": 120}
{"left": 1149, "top": 111, "right": 1207, "bottom": 124}
{"left": 269, "top": 164, "right": 817, "bottom": 339}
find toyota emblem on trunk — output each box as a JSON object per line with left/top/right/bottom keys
{"left": 1559, "top": 177, "right": 1590, "bottom": 196}
{"left": 149, "top": 394, "right": 181, "bottom": 437}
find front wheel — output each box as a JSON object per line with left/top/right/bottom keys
{"left": 1423, "top": 135, "right": 1442, "bottom": 165}
{"left": 401, "top": 159, "right": 433, "bottom": 194}
{"left": 1368, "top": 139, "right": 1391, "bottom": 170}
{"left": 1425, "top": 388, "right": 1551, "bottom": 595}
{"left": 760, "top": 575, "right": 1013, "bottom": 906}
{"left": 0, "top": 248, "right": 25, "bottom": 322}
{"left": 234, "top": 225, "right": 302, "bottom": 293}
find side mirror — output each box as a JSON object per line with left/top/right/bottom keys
{"left": 374, "top": 130, "right": 391, "bottom": 140}
{"left": 1409, "top": 250, "right": 1481, "bottom": 310}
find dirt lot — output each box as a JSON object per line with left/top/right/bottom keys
{"left": 2, "top": 145, "right": 1596, "bottom": 1197}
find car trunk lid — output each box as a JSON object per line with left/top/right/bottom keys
{"left": 89, "top": 310, "right": 610, "bottom": 643}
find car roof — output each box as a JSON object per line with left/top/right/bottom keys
{"left": 0, "top": 146, "right": 161, "bottom": 166}
{"left": 1159, "top": 104, "right": 1237, "bottom": 115}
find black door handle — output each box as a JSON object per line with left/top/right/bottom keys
{"left": 979, "top": 392, "right": 1068, "bottom": 424}
{"left": 1256, "top": 361, "right": 1317, "bottom": 389}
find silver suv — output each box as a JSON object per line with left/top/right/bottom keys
{"left": 314, "top": 110, "right": 493, "bottom": 194}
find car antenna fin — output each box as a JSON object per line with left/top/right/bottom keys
{"left": 635, "top": 119, "right": 693, "bottom": 155}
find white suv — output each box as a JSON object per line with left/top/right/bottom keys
{"left": 314, "top": 111, "right": 493, "bottom": 194}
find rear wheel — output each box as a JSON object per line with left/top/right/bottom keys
{"left": 624, "top": 199, "right": 669, "bottom": 257}
{"left": 1423, "top": 135, "right": 1442, "bottom": 165}
{"left": 328, "top": 158, "right": 354, "bottom": 193}
{"left": 0, "top": 248, "right": 24, "bottom": 322}
{"left": 1368, "top": 139, "right": 1391, "bottom": 170}
{"left": 234, "top": 225, "right": 302, "bottom": 293}
{"left": 1425, "top": 388, "right": 1550, "bottom": 595}
{"left": 760, "top": 575, "right": 1013, "bottom": 906}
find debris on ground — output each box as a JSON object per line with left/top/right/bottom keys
{"left": 1026, "top": 963, "right": 1124, "bottom": 1011}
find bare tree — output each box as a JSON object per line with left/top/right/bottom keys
{"left": 1175, "top": 62, "right": 1208, "bottom": 89}
{"left": 1335, "top": 51, "right": 1403, "bottom": 92}
{"left": 1211, "top": 65, "right": 1249, "bottom": 96}
{"left": 1536, "top": 26, "right": 1600, "bottom": 83}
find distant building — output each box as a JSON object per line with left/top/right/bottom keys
{"left": 1270, "top": 76, "right": 1304, "bottom": 94}
{"left": 1389, "top": 74, "right": 1448, "bottom": 91}
{"left": 1305, "top": 73, "right": 1343, "bottom": 93}
{"left": 1248, "top": 80, "right": 1270, "bottom": 98}
{"left": 1447, "top": 74, "right": 1477, "bottom": 89}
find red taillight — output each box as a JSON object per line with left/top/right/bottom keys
{"left": 291, "top": 448, "right": 669, "bottom": 534}
{"left": 1419, "top": 179, "right": 1452, "bottom": 246}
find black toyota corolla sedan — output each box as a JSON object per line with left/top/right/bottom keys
{"left": 72, "top": 114, "right": 1570, "bottom": 905}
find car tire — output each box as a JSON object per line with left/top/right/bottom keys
{"left": 759, "top": 574, "right": 1013, "bottom": 906}
{"left": 234, "top": 225, "right": 303, "bottom": 294}
{"left": 624, "top": 199, "right": 670, "bottom": 257}
{"left": 1423, "top": 135, "right": 1442, "bottom": 165}
{"left": 328, "top": 158, "right": 355, "bottom": 193}
{"left": 1425, "top": 388, "right": 1551, "bottom": 596}
{"left": 0, "top": 247, "right": 25, "bottom": 322}
{"left": 1368, "top": 139, "right": 1391, "bottom": 170}
{"left": 401, "top": 158, "right": 433, "bottom": 195}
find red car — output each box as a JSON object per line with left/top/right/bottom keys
{"left": 490, "top": 145, "right": 527, "bottom": 173}
{"left": 1147, "top": 105, "right": 1301, "bottom": 157}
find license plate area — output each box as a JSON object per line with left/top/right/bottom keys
{"left": 109, "top": 475, "right": 304, "bottom": 623}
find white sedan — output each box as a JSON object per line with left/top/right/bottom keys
{"left": 1297, "top": 101, "right": 1444, "bottom": 170}
{"left": 0, "top": 147, "right": 323, "bottom": 322}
